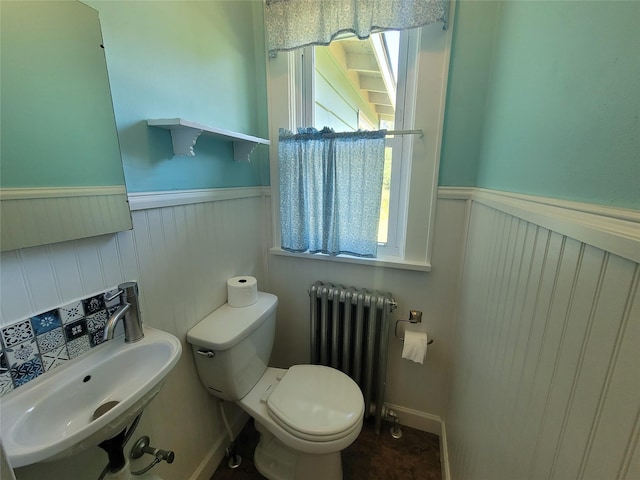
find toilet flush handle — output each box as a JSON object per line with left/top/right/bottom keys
{"left": 196, "top": 349, "right": 215, "bottom": 358}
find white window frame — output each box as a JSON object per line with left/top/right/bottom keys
{"left": 267, "top": 11, "right": 455, "bottom": 272}
{"left": 377, "top": 29, "right": 419, "bottom": 259}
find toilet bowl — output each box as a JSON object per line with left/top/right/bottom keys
{"left": 241, "top": 366, "right": 363, "bottom": 480}
{"left": 187, "top": 292, "right": 364, "bottom": 480}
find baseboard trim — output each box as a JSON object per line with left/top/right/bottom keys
{"left": 187, "top": 406, "right": 451, "bottom": 480}
{"left": 383, "top": 402, "right": 442, "bottom": 436}
{"left": 383, "top": 403, "right": 450, "bottom": 480}
{"left": 188, "top": 407, "right": 249, "bottom": 480}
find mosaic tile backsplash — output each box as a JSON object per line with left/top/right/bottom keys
{"left": 0, "top": 288, "right": 123, "bottom": 397}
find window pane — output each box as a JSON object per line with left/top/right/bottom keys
{"left": 313, "top": 33, "right": 399, "bottom": 131}
{"left": 377, "top": 146, "right": 393, "bottom": 244}
{"left": 381, "top": 31, "right": 400, "bottom": 83}
{"left": 312, "top": 33, "right": 401, "bottom": 250}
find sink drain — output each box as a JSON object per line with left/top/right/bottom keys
{"left": 92, "top": 401, "right": 120, "bottom": 421}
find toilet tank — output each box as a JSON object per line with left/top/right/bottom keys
{"left": 187, "top": 292, "right": 277, "bottom": 401}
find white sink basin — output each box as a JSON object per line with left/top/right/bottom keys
{"left": 0, "top": 326, "right": 181, "bottom": 468}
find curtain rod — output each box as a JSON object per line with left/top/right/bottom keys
{"left": 385, "top": 129, "right": 424, "bottom": 138}
{"left": 280, "top": 128, "right": 424, "bottom": 139}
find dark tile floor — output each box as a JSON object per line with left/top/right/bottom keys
{"left": 211, "top": 418, "right": 441, "bottom": 480}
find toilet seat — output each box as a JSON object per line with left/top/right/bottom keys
{"left": 266, "top": 365, "right": 364, "bottom": 442}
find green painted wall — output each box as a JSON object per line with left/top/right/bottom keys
{"left": 9, "top": 0, "right": 634, "bottom": 204}
{"left": 441, "top": 0, "right": 639, "bottom": 209}
{"left": 1, "top": 1, "right": 125, "bottom": 188}
{"left": 439, "top": 0, "right": 500, "bottom": 187}
{"left": 478, "top": 0, "right": 639, "bottom": 208}
{"left": 85, "top": 0, "right": 270, "bottom": 192}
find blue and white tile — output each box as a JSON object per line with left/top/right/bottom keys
{"left": 89, "top": 329, "right": 107, "bottom": 348}
{"left": 0, "top": 347, "right": 10, "bottom": 396}
{"left": 64, "top": 318, "right": 88, "bottom": 342}
{"left": 58, "top": 300, "right": 85, "bottom": 324}
{"left": 6, "top": 338, "right": 39, "bottom": 366}
{"left": 10, "top": 357, "right": 44, "bottom": 387}
{"left": 66, "top": 336, "right": 90, "bottom": 359}
{"left": 2, "top": 319, "right": 34, "bottom": 347}
{"left": 0, "top": 372, "right": 14, "bottom": 396}
{"left": 86, "top": 310, "right": 108, "bottom": 333}
{"left": 0, "top": 347, "right": 8, "bottom": 373}
{"left": 36, "top": 327, "right": 65, "bottom": 355}
{"left": 30, "top": 309, "right": 62, "bottom": 335}
{"left": 82, "top": 295, "right": 106, "bottom": 316}
{"left": 41, "top": 345, "right": 70, "bottom": 371}
{"left": 0, "top": 288, "right": 127, "bottom": 393}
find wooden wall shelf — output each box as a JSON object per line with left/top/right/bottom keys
{"left": 147, "top": 118, "right": 269, "bottom": 162}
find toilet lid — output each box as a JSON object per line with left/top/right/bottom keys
{"left": 267, "top": 365, "right": 364, "bottom": 439}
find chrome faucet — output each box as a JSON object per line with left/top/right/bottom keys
{"left": 103, "top": 281, "right": 144, "bottom": 343}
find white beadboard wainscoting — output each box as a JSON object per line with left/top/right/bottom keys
{"left": 0, "top": 186, "right": 132, "bottom": 252}
{"left": 268, "top": 194, "right": 469, "bottom": 430}
{"left": 445, "top": 191, "right": 640, "bottom": 480}
{"left": 2, "top": 184, "right": 638, "bottom": 480}
{"left": 0, "top": 188, "right": 268, "bottom": 480}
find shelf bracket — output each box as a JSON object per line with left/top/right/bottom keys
{"left": 233, "top": 141, "right": 258, "bottom": 163}
{"left": 170, "top": 128, "right": 201, "bottom": 157}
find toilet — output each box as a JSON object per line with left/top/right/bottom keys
{"left": 186, "top": 292, "right": 364, "bottom": 480}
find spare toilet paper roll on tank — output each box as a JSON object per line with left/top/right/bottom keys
{"left": 227, "top": 276, "right": 258, "bottom": 307}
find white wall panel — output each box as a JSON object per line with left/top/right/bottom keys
{"left": 625, "top": 420, "right": 640, "bottom": 480}
{"left": 583, "top": 275, "right": 639, "bottom": 479}
{"left": 3, "top": 185, "right": 635, "bottom": 479}
{"left": 0, "top": 194, "right": 267, "bottom": 480}
{"left": 447, "top": 199, "right": 640, "bottom": 480}
{"left": 268, "top": 197, "right": 469, "bottom": 423}
{"left": 0, "top": 190, "right": 132, "bottom": 252}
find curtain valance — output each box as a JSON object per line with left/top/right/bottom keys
{"left": 265, "top": 0, "right": 450, "bottom": 57}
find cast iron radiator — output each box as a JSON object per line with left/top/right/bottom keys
{"left": 308, "top": 281, "right": 397, "bottom": 434}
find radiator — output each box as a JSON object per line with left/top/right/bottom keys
{"left": 308, "top": 281, "right": 397, "bottom": 434}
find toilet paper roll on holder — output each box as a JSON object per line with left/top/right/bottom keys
{"left": 394, "top": 310, "right": 434, "bottom": 344}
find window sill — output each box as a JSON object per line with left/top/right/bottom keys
{"left": 269, "top": 247, "right": 431, "bottom": 272}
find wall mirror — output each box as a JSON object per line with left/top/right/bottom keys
{"left": 0, "top": 0, "right": 132, "bottom": 252}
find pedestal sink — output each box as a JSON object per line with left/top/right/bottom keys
{"left": 0, "top": 326, "right": 181, "bottom": 468}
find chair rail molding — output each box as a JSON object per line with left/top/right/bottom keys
{"left": 470, "top": 189, "right": 640, "bottom": 263}
{"left": 127, "top": 186, "right": 271, "bottom": 211}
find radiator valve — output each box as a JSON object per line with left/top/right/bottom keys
{"left": 382, "top": 406, "right": 403, "bottom": 439}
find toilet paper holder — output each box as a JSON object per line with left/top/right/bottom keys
{"left": 394, "top": 310, "right": 434, "bottom": 344}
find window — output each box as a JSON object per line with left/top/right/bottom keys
{"left": 300, "top": 31, "right": 417, "bottom": 258}
{"left": 268, "top": 21, "right": 454, "bottom": 271}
